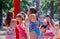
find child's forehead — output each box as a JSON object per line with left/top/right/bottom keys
{"left": 11, "top": 19, "right": 16, "bottom": 22}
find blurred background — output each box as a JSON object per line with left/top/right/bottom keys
{"left": 0, "top": 0, "right": 59, "bottom": 39}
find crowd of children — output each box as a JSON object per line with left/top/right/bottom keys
{"left": 5, "top": 7, "right": 60, "bottom": 39}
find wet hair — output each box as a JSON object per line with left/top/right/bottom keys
{"left": 41, "top": 25, "right": 47, "bottom": 29}
{"left": 5, "top": 11, "right": 13, "bottom": 26}
{"left": 30, "top": 8, "right": 37, "bottom": 14}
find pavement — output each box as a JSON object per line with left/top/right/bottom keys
{"left": 0, "top": 26, "right": 6, "bottom": 39}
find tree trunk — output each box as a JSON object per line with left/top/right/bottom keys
{"left": 50, "top": 0, "right": 54, "bottom": 19}
{"left": 0, "top": 0, "right": 2, "bottom": 29}
{"left": 58, "top": 0, "right": 60, "bottom": 27}
{"left": 35, "top": 0, "right": 41, "bottom": 16}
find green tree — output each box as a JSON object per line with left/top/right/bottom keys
{"left": 41, "top": 0, "right": 58, "bottom": 14}
{"left": 0, "top": 0, "right": 14, "bottom": 28}
{"left": 2, "top": 0, "right": 14, "bottom": 12}
{"left": 21, "top": 0, "right": 32, "bottom": 12}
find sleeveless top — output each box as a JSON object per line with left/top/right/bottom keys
{"left": 29, "top": 14, "right": 39, "bottom": 30}
{"left": 17, "top": 24, "right": 27, "bottom": 39}
{"left": 6, "top": 26, "right": 16, "bottom": 35}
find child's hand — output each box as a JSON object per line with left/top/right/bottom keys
{"left": 10, "top": 19, "right": 17, "bottom": 27}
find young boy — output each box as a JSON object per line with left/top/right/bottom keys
{"left": 39, "top": 25, "right": 47, "bottom": 39}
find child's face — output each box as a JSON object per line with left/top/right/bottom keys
{"left": 16, "top": 17, "right": 23, "bottom": 23}
{"left": 45, "top": 17, "right": 50, "bottom": 22}
{"left": 54, "top": 24, "right": 59, "bottom": 30}
{"left": 40, "top": 28, "right": 46, "bottom": 33}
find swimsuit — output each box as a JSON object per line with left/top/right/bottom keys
{"left": 29, "top": 22, "right": 40, "bottom": 36}
{"left": 6, "top": 26, "right": 16, "bottom": 39}
{"left": 44, "top": 25, "right": 54, "bottom": 36}
{"left": 18, "top": 25, "right": 27, "bottom": 39}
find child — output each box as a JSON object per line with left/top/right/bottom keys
{"left": 39, "top": 25, "right": 47, "bottom": 39}
{"left": 54, "top": 21, "right": 60, "bottom": 39}
{"left": 16, "top": 13, "right": 27, "bottom": 39}
{"left": 26, "top": 7, "right": 40, "bottom": 39}
{"left": 44, "top": 15, "right": 55, "bottom": 39}
{"left": 6, "top": 19, "right": 16, "bottom": 39}
{"left": 5, "top": 11, "right": 16, "bottom": 39}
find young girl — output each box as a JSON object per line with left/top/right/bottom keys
{"left": 54, "top": 21, "right": 60, "bottom": 39}
{"left": 25, "top": 7, "right": 40, "bottom": 39}
{"left": 44, "top": 15, "right": 55, "bottom": 39}
{"left": 16, "top": 13, "right": 27, "bottom": 39}
{"left": 5, "top": 12, "right": 16, "bottom": 39}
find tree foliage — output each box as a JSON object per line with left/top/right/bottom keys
{"left": 2, "top": 0, "right": 34, "bottom": 13}
{"left": 21, "top": 0, "right": 32, "bottom": 12}
{"left": 41, "top": 0, "right": 58, "bottom": 14}
{"left": 2, "top": 0, "right": 14, "bottom": 12}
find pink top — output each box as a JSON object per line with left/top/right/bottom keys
{"left": 6, "top": 26, "right": 16, "bottom": 39}
{"left": 17, "top": 24, "right": 27, "bottom": 39}
{"left": 6, "top": 26, "right": 16, "bottom": 35}
{"left": 44, "top": 26, "right": 54, "bottom": 36}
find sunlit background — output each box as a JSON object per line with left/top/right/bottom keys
{"left": 0, "top": 0, "right": 59, "bottom": 39}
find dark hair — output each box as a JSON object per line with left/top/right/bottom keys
{"left": 45, "top": 15, "right": 51, "bottom": 18}
{"left": 5, "top": 11, "right": 13, "bottom": 26}
{"left": 16, "top": 14, "right": 24, "bottom": 20}
{"left": 21, "top": 12, "right": 26, "bottom": 20}
{"left": 45, "top": 15, "right": 54, "bottom": 26}
{"left": 30, "top": 8, "right": 37, "bottom": 14}
{"left": 41, "top": 25, "right": 47, "bottom": 29}
{"left": 16, "top": 14, "right": 21, "bottom": 18}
